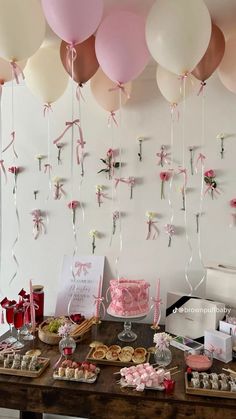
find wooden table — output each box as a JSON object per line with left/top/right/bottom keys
{"left": 0, "top": 321, "right": 236, "bottom": 419}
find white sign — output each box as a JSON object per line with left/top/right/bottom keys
{"left": 55, "top": 255, "right": 105, "bottom": 318}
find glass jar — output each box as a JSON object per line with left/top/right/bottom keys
{"left": 154, "top": 347, "right": 172, "bottom": 367}
{"left": 59, "top": 335, "right": 76, "bottom": 357}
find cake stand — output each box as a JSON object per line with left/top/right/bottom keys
{"left": 107, "top": 308, "right": 147, "bottom": 342}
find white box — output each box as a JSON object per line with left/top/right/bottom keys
{"left": 206, "top": 263, "right": 236, "bottom": 309}
{"left": 219, "top": 320, "right": 236, "bottom": 346}
{"left": 165, "top": 292, "right": 226, "bottom": 340}
{"left": 204, "top": 329, "right": 232, "bottom": 363}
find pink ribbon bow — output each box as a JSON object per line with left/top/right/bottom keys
{"left": 54, "top": 119, "right": 84, "bottom": 145}
{"left": 156, "top": 147, "right": 171, "bottom": 167}
{"left": 114, "top": 177, "right": 135, "bottom": 199}
{"left": 151, "top": 296, "right": 162, "bottom": 325}
{"left": 177, "top": 167, "right": 188, "bottom": 187}
{"left": 108, "top": 111, "right": 118, "bottom": 127}
{"left": 2, "top": 131, "right": 18, "bottom": 158}
{"left": 96, "top": 189, "right": 108, "bottom": 207}
{"left": 207, "top": 344, "right": 223, "bottom": 356}
{"left": 54, "top": 182, "right": 65, "bottom": 200}
{"left": 43, "top": 103, "right": 53, "bottom": 117}
{"left": 146, "top": 220, "right": 158, "bottom": 240}
{"left": 75, "top": 261, "right": 91, "bottom": 277}
{"left": 195, "top": 153, "right": 206, "bottom": 173}
{"left": 10, "top": 61, "right": 25, "bottom": 85}
{"left": 109, "top": 82, "right": 130, "bottom": 99}
{"left": 0, "top": 159, "right": 7, "bottom": 183}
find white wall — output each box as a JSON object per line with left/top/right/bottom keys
{"left": 1, "top": 64, "right": 236, "bottom": 323}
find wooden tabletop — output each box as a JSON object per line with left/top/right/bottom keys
{"left": 0, "top": 320, "right": 236, "bottom": 419}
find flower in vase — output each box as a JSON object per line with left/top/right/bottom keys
{"left": 58, "top": 323, "right": 73, "bottom": 337}
{"left": 153, "top": 332, "right": 172, "bottom": 350}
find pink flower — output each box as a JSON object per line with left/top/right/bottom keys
{"left": 160, "top": 171, "right": 170, "bottom": 181}
{"left": 107, "top": 148, "right": 113, "bottom": 157}
{"left": 230, "top": 199, "right": 236, "bottom": 208}
{"left": 8, "top": 166, "right": 20, "bottom": 175}
{"left": 204, "top": 169, "right": 215, "bottom": 178}
{"left": 68, "top": 200, "right": 79, "bottom": 210}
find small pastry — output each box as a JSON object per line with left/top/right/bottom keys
{"left": 12, "top": 361, "right": 20, "bottom": 369}
{"left": 96, "top": 345, "right": 108, "bottom": 352}
{"left": 229, "top": 381, "right": 236, "bottom": 392}
{"left": 192, "top": 372, "right": 199, "bottom": 379}
{"left": 210, "top": 380, "right": 219, "bottom": 390}
{"left": 219, "top": 380, "right": 228, "bottom": 391}
{"left": 134, "top": 347, "right": 147, "bottom": 357}
{"left": 210, "top": 373, "right": 218, "bottom": 381}
{"left": 118, "top": 352, "right": 132, "bottom": 362}
{"left": 122, "top": 346, "right": 134, "bottom": 355}
{"left": 106, "top": 350, "right": 118, "bottom": 361}
{"left": 191, "top": 378, "right": 200, "bottom": 388}
{"left": 108, "top": 345, "right": 121, "bottom": 353}
{"left": 202, "top": 379, "right": 210, "bottom": 389}
{"left": 26, "top": 349, "right": 41, "bottom": 357}
{"left": 21, "top": 361, "right": 28, "bottom": 370}
{"left": 74, "top": 368, "right": 83, "bottom": 380}
{"left": 93, "top": 349, "right": 106, "bottom": 360}
{"left": 65, "top": 367, "right": 75, "bottom": 379}
{"left": 89, "top": 341, "right": 104, "bottom": 348}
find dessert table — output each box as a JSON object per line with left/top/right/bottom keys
{"left": 0, "top": 320, "right": 236, "bottom": 419}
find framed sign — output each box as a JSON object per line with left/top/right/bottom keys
{"left": 55, "top": 255, "right": 105, "bottom": 318}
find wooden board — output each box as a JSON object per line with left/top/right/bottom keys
{"left": 0, "top": 357, "right": 50, "bottom": 378}
{"left": 86, "top": 347, "right": 150, "bottom": 367}
{"left": 185, "top": 373, "right": 236, "bottom": 399}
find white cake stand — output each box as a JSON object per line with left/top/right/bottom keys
{"left": 107, "top": 308, "right": 148, "bottom": 342}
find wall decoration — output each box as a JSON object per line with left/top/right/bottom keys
{"left": 2, "top": 131, "right": 18, "bottom": 159}
{"left": 31, "top": 209, "right": 45, "bottom": 240}
{"left": 55, "top": 255, "right": 104, "bottom": 318}
{"left": 188, "top": 146, "right": 195, "bottom": 175}
{"left": 114, "top": 177, "right": 135, "bottom": 200}
{"left": 156, "top": 145, "right": 171, "bottom": 167}
{"left": 8, "top": 166, "right": 20, "bottom": 195}
{"left": 216, "top": 133, "right": 225, "bottom": 159}
{"left": 35, "top": 154, "right": 44, "bottom": 172}
{"left": 137, "top": 137, "right": 144, "bottom": 162}
{"left": 89, "top": 230, "right": 98, "bottom": 254}
{"left": 230, "top": 199, "right": 236, "bottom": 227}
{"left": 204, "top": 169, "right": 220, "bottom": 199}
{"left": 96, "top": 185, "right": 108, "bottom": 207}
{"left": 98, "top": 148, "right": 120, "bottom": 180}
{"left": 68, "top": 200, "right": 79, "bottom": 225}
{"left": 160, "top": 171, "right": 170, "bottom": 200}
{"left": 177, "top": 168, "right": 187, "bottom": 210}
{"left": 164, "top": 224, "right": 175, "bottom": 248}
{"left": 33, "top": 190, "right": 39, "bottom": 201}
{"left": 146, "top": 212, "right": 158, "bottom": 240}
{"left": 56, "top": 143, "right": 64, "bottom": 165}
{"left": 53, "top": 177, "right": 65, "bottom": 200}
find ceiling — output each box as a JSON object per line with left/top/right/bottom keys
{"left": 44, "top": 1, "right": 236, "bottom": 46}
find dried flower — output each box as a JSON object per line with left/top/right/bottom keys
{"left": 137, "top": 137, "right": 144, "bottom": 162}
{"left": 54, "top": 177, "right": 65, "bottom": 200}
{"left": 56, "top": 143, "right": 64, "bottom": 165}
{"left": 204, "top": 170, "right": 219, "bottom": 199}
{"left": 8, "top": 166, "right": 20, "bottom": 194}
{"left": 204, "top": 169, "right": 215, "bottom": 179}
{"left": 98, "top": 149, "right": 120, "bottom": 180}
{"left": 160, "top": 171, "right": 170, "bottom": 200}
{"left": 58, "top": 323, "right": 73, "bottom": 337}
{"left": 68, "top": 200, "right": 79, "bottom": 225}
{"left": 35, "top": 154, "right": 44, "bottom": 171}
{"left": 230, "top": 199, "right": 236, "bottom": 208}
{"left": 146, "top": 211, "right": 155, "bottom": 220}
{"left": 146, "top": 212, "right": 158, "bottom": 240}
{"left": 164, "top": 224, "right": 175, "bottom": 247}
{"left": 89, "top": 230, "right": 98, "bottom": 254}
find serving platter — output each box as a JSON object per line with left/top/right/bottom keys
{"left": 185, "top": 373, "right": 236, "bottom": 399}
{"left": 0, "top": 357, "right": 50, "bottom": 378}
{"left": 86, "top": 347, "right": 150, "bottom": 367}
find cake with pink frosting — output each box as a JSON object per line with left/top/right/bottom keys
{"left": 107, "top": 278, "right": 150, "bottom": 317}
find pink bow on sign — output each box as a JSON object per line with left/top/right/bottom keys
{"left": 207, "top": 344, "right": 223, "bottom": 356}
{"left": 75, "top": 262, "right": 91, "bottom": 277}
{"left": 108, "top": 82, "right": 130, "bottom": 99}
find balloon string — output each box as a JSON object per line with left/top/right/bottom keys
{"left": 115, "top": 89, "right": 123, "bottom": 282}
{"left": 0, "top": 88, "right": 2, "bottom": 295}
{"left": 45, "top": 108, "right": 52, "bottom": 227}
{"left": 68, "top": 46, "right": 78, "bottom": 320}
{"left": 194, "top": 89, "right": 206, "bottom": 292}
{"left": 167, "top": 108, "right": 175, "bottom": 227}
{"left": 77, "top": 74, "right": 85, "bottom": 225}
{"left": 9, "top": 174, "right": 20, "bottom": 285}
{"left": 109, "top": 120, "right": 116, "bottom": 247}
{"left": 182, "top": 77, "right": 193, "bottom": 295}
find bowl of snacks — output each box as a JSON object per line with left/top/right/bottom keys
{"left": 185, "top": 348, "right": 213, "bottom": 372}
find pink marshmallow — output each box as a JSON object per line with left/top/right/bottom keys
{"left": 146, "top": 379, "right": 153, "bottom": 388}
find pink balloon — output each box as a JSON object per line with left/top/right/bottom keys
{"left": 95, "top": 11, "right": 150, "bottom": 83}
{"left": 41, "top": 0, "right": 104, "bottom": 44}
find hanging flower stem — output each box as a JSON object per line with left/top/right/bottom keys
{"left": 138, "top": 139, "right": 142, "bottom": 162}
{"left": 220, "top": 138, "right": 224, "bottom": 159}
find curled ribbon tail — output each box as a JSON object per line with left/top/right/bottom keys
{"left": 10, "top": 61, "right": 25, "bottom": 85}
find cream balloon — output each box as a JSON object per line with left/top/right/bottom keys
{"left": 146, "top": 0, "right": 211, "bottom": 75}
{"left": 0, "top": 0, "right": 46, "bottom": 61}
{"left": 24, "top": 46, "right": 69, "bottom": 104}
{"left": 90, "top": 68, "right": 132, "bottom": 112}
{"left": 218, "top": 37, "right": 236, "bottom": 94}
{"left": 0, "top": 57, "right": 27, "bottom": 84}
{"left": 156, "top": 65, "right": 196, "bottom": 105}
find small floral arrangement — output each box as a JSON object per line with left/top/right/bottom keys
{"left": 68, "top": 200, "right": 79, "bottom": 224}
{"left": 56, "top": 143, "right": 64, "bottom": 165}
{"left": 216, "top": 133, "right": 225, "bottom": 159}
{"left": 96, "top": 185, "right": 107, "bottom": 207}
{"left": 35, "top": 154, "right": 44, "bottom": 171}
{"left": 164, "top": 224, "right": 175, "bottom": 247}
{"left": 89, "top": 230, "right": 98, "bottom": 254}
{"left": 8, "top": 166, "right": 20, "bottom": 194}
{"left": 31, "top": 209, "right": 45, "bottom": 240}
{"left": 98, "top": 148, "right": 120, "bottom": 180}
{"left": 156, "top": 145, "right": 171, "bottom": 167}
{"left": 53, "top": 177, "right": 65, "bottom": 200}
{"left": 146, "top": 211, "right": 158, "bottom": 240}
{"left": 204, "top": 169, "right": 219, "bottom": 199}
{"left": 153, "top": 332, "right": 172, "bottom": 350}
{"left": 160, "top": 171, "right": 170, "bottom": 200}
{"left": 58, "top": 323, "right": 73, "bottom": 337}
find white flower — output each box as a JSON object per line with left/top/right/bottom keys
{"left": 153, "top": 332, "right": 172, "bottom": 350}
{"left": 53, "top": 176, "right": 61, "bottom": 184}
{"left": 58, "top": 323, "right": 73, "bottom": 337}
{"left": 89, "top": 229, "right": 98, "bottom": 238}
{"left": 216, "top": 133, "right": 225, "bottom": 140}
{"left": 35, "top": 154, "right": 43, "bottom": 160}
{"left": 146, "top": 211, "right": 155, "bottom": 219}
{"left": 137, "top": 136, "right": 144, "bottom": 142}
{"left": 96, "top": 185, "right": 103, "bottom": 192}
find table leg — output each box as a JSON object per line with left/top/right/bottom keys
{"left": 19, "top": 412, "right": 42, "bottom": 419}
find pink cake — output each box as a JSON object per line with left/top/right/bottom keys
{"left": 107, "top": 278, "right": 150, "bottom": 317}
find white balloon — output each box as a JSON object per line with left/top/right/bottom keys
{"left": 156, "top": 65, "right": 196, "bottom": 104}
{"left": 146, "top": 0, "right": 211, "bottom": 75}
{"left": 24, "top": 46, "right": 69, "bottom": 104}
{"left": 0, "top": 57, "right": 27, "bottom": 84}
{"left": 0, "top": 0, "right": 46, "bottom": 61}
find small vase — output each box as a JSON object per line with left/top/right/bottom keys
{"left": 154, "top": 347, "right": 172, "bottom": 367}
{"left": 59, "top": 335, "right": 76, "bottom": 357}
